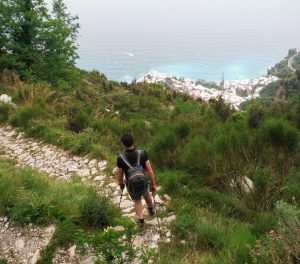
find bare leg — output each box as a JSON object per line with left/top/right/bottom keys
{"left": 144, "top": 193, "right": 153, "bottom": 208}
{"left": 134, "top": 198, "right": 144, "bottom": 219}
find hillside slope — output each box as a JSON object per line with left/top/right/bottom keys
{"left": 0, "top": 69, "right": 300, "bottom": 263}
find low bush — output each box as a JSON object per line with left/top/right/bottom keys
{"left": 149, "top": 130, "right": 178, "bottom": 169}
{"left": 183, "top": 137, "right": 212, "bottom": 183}
{"left": 220, "top": 223, "right": 255, "bottom": 264}
{"left": 0, "top": 160, "right": 119, "bottom": 232}
{"left": 157, "top": 171, "right": 189, "bottom": 194}
{"left": 90, "top": 144, "right": 109, "bottom": 160}
{"left": 251, "top": 212, "right": 277, "bottom": 236}
{"left": 0, "top": 103, "right": 10, "bottom": 123}
{"left": 68, "top": 111, "right": 89, "bottom": 133}
{"left": 10, "top": 105, "right": 45, "bottom": 127}
{"left": 251, "top": 201, "right": 300, "bottom": 263}
{"left": 261, "top": 119, "right": 299, "bottom": 152}
{"left": 0, "top": 170, "right": 16, "bottom": 214}
{"left": 174, "top": 211, "right": 226, "bottom": 252}
{"left": 79, "top": 192, "right": 119, "bottom": 229}
{"left": 181, "top": 188, "right": 253, "bottom": 220}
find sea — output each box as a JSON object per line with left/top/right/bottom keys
{"left": 60, "top": 0, "right": 300, "bottom": 82}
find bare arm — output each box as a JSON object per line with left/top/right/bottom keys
{"left": 117, "top": 168, "right": 124, "bottom": 185}
{"left": 145, "top": 160, "right": 156, "bottom": 187}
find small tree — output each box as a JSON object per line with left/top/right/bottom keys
{"left": 34, "top": 0, "right": 80, "bottom": 88}
{"left": 0, "top": 0, "right": 80, "bottom": 88}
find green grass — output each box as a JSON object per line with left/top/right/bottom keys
{"left": 0, "top": 158, "right": 125, "bottom": 263}
{"left": 0, "top": 164, "right": 119, "bottom": 228}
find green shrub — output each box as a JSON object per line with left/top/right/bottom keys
{"left": 251, "top": 201, "right": 300, "bottom": 263}
{"left": 182, "top": 188, "right": 254, "bottom": 220}
{"left": 220, "top": 223, "right": 255, "bottom": 264}
{"left": 196, "top": 253, "right": 217, "bottom": 264}
{"left": 9, "top": 199, "right": 54, "bottom": 224}
{"left": 14, "top": 85, "right": 31, "bottom": 104}
{"left": 0, "top": 171, "right": 16, "bottom": 214}
{"left": 157, "top": 171, "right": 189, "bottom": 194}
{"left": 248, "top": 105, "right": 265, "bottom": 129}
{"left": 183, "top": 137, "right": 212, "bottom": 182}
{"left": 209, "top": 97, "right": 233, "bottom": 121}
{"left": 92, "top": 119, "right": 111, "bottom": 133}
{"left": 10, "top": 105, "right": 45, "bottom": 127}
{"left": 91, "top": 144, "right": 109, "bottom": 160}
{"left": 174, "top": 210, "right": 226, "bottom": 252}
{"left": 68, "top": 111, "right": 89, "bottom": 133}
{"left": 261, "top": 119, "right": 299, "bottom": 152}
{"left": 285, "top": 184, "right": 300, "bottom": 203}
{"left": 194, "top": 219, "right": 225, "bottom": 251}
{"left": 79, "top": 192, "right": 119, "bottom": 229}
{"left": 251, "top": 212, "right": 277, "bottom": 236}
{"left": 149, "top": 130, "right": 177, "bottom": 169}
{"left": 0, "top": 259, "right": 8, "bottom": 264}
{"left": 56, "top": 219, "right": 78, "bottom": 245}
{"left": 0, "top": 103, "right": 10, "bottom": 123}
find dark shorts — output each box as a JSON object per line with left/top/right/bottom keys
{"left": 126, "top": 185, "right": 150, "bottom": 201}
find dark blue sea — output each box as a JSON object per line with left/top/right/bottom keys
{"left": 61, "top": 0, "right": 300, "bottom": 82}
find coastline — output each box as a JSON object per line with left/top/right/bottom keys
{"left": 137, "top": 70, "right": 279, "bottom": 108}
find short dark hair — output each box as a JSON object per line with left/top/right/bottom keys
{"left": 121, "top": 134, "right": 134, "bottom": 147}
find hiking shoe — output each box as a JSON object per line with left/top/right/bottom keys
{"left": 148, "top": 206, "right": 156, "bottom": 216}
{"left": 138, "top": 218, "right": 145, "bottom": 228}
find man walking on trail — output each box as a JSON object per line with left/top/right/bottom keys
{"left": 117, "top": 134, "right": 158, "bottom": 227}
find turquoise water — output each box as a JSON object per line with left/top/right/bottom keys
{"left": 61, "top": 0, "right": 300, "bottom": 82}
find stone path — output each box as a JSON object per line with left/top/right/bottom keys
{"left": 0, "top": 125, "right": 175, "bottom": 263}
{"left": 0, "top": 217, "right": 55, "bottom": 264}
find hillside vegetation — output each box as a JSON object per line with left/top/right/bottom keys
{"left": 1, "top": 68, "right": 300, "bottom": 263}
{"left": 0, "top": 0, "right": 300, "bottom": 263}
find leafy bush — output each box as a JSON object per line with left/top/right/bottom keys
{"left": 0, "top": 103, "right": 10, "bottom": 123}
{"left": 251, "top": 201, "right": 300, "bottom": 263}
{"left": 75, "top": 224, "right": 138, "bottom": 263}
{"left": 68, "top": 111, "right": 89, "bottom": 133}
{"left": 221, "top": 223, "right": 255, "bottom": 264}
{"left": 10, "top": 105, "right": 45, "bottom": 127}
{"left": 149, "top": 130, "right": 177, "bottom": 169}
{"left": 251, "top": 212, "right": 277, "bottom": 236}
{"left": 157, "top": 171, "right": 189, "bottom": 194}
{"left": 0, "top": 170, "right": 16, "bottom": 214}
{"left": 79, "top": 192, "right": 119, "bottom": 229}
{"left": 182, "top": 188, "right": 254, "bottom": 220}
{"left": 209, "top": 97, "right": 233, "bottom": 121}
{"left": 90, "top": 144, "right": 109, "bottom": 160}
{"left": 261, "top": 119, "right": 299, "bottom": 152}
{"left": 175, "top": 213, "right": 225, "bottom": 252}
{"left": 0, "top": 160, "right": 119, "bottom": 233}
{"left": 248, "top": 105, "right": 265, "bottom": 129}
{"left": 183, "top": 137, "right": 212, "bottom": 183}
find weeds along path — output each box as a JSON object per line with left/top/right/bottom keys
{"left": 0, "top": 125, "right": 175, "bottom": 263}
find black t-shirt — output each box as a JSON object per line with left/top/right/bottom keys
{"left": 117, "top": 148, "right": 149, "bottom": 179}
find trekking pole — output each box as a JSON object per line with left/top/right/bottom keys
{"left": 118, "top": 188, "right": 124, "bottom": 209}
{"left": 152, "top": 193, "right": 162, "bottom": 235}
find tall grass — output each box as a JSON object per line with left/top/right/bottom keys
{"left": 0, "top": 158, "right": 120, "bottom": 231}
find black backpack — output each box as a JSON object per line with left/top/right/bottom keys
{"left": 121, "top": 150, "right": 148, "bottom": 194}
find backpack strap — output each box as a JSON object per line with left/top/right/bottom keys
{"left": 137, "top": 150, "right": 141, "bottom": 166}
{"left": 120, "top": 154, "right": 133, "bottom": 169}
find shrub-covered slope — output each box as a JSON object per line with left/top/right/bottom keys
{"left": 0, "top": 69, "right": 300, "bottom": 263}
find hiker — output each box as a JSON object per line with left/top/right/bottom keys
{"left": 117, "top": 134, "right": 158, "bottom": 227}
